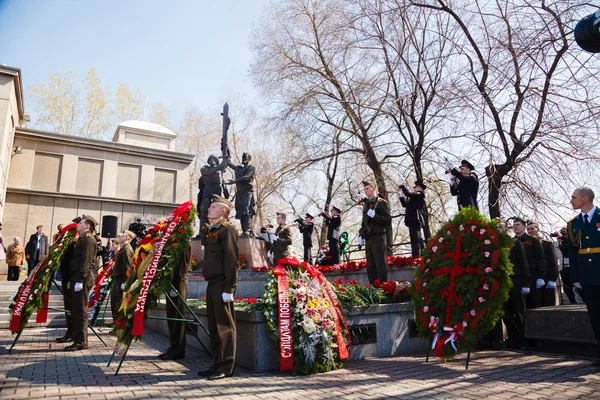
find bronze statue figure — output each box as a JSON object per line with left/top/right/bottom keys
{"left": 226, "top": 153, "right": 256, "bottom": 236}
{"left": 198, "top": 155, "right": 229, "bottom": 227}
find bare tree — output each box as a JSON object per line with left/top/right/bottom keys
{"left": 114, "top": 81, "right": 144, "bottom": 122}
{"left": 29, "top": 71, "right": 80, "bottom": 136}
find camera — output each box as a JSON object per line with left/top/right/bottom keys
{"left": 550, "top": 232, "right": 559, "bottom": 238}
{"left": 575, "top": 9, "right": 600, "bottom": 53}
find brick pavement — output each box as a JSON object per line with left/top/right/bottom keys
{"left": 0, "top": 327, "right": 599, "bottom": 399}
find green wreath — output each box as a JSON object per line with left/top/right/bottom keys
{"left": 410, "top": 207, "right": 513, "bottom": 360}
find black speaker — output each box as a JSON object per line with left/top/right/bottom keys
{"left": 101, "top": 215, "right": 118, "bottom": 238}
{"left": 575, "top": 9, "right": 600, "bottom": 53}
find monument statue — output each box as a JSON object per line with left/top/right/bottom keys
{"left": 197, "top": 155, "right": 229, "bottom": 227}
{"left": 226, "top": 152, "right": 256, "bottom": 236}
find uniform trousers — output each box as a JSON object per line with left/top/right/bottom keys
{"left": 206, "top": 279, "right": 236, "bottom": 375}
{"left": 407, "top": 222, "right": 423, "bottom": 257}
{"left": 165, "top": 277, "right": 189, "bottom": 357}
{"left": 110, "top": 278, "right": 124, "bottom": 320}
{"left": 583, "top": 285, "right": 600, "bottom": 343}
{"left": 541, "top": 287, "right": 557, "bottom": 307}
{"left": 303, "top": 246, "right": 312, "bottom": 265}
{"left": 525, "top": 286, "right": 542, "bottom": 309}
{"left": 70, "top": 280, "right": 91, "bottom": 345}
{"left": 61, "top": 280, "right": 73, "bottom": 337}
{"left": 328, "top": 239, "right": 340, "bottom": 265}
{"left": 365, "top": 233, "right": 388, "bottom": 284}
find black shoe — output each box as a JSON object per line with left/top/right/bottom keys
{"left": 161, "top": 353, "right": 184, "bottom": 361}
{"left": 157, "top": 352, "right": 169, "bottom": 359}
{"left": 64, "top": 343, "right": 88, "bottom": 351}
{"left": 207, "top": 372, "right": 231, "bottom": 380}
{"left": 55, "top": 335, "right": 73, "bottom": 343}
{"left": 593, "top": 360, "right": 600, "bottom": 367}
{"left": 198, "top": 369, "right": 216, "bottom": 377}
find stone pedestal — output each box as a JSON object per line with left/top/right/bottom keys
{"left": 238, "top": 237, "right": 268, "bottom": 269}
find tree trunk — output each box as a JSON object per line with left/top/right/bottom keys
{"left": 485, "top": 164, "right": 510, "bottom": 219}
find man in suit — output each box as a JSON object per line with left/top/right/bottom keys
{"left": 399, "top": 178, "right": 427, "bottom": 257}
{"left": 25, "top": 225, "right": 49, "bottom": 274}
{"left": 111, "top": 230, "right": 135, "bottom": 321}
{"left": 64, "top": 215, "right": 98, "bottom": 351}
{"left": 527, "top": 220, "right": 559, "bottom": 307}
{"left": 199, "top": 195, "right": 239, "bottom": 380}
{"left": 159, "top": 242, "right": 192, "bottom": 361}
{"left": 513, "top": 217, "right": 546, "bottom": 309}
{"left": 444, "top": 159, "right": 480, "bottom": 211}
{"left": 297, "top": 213, "right": 314, "bottom": 264}
{"left": 321, "top": 206, "right": 342, "bottom": 265}
{"left": 272, "top": 212, "right": 293, "bottom": 264}
{"left": 568, "top": 187, "right": 600, "bottom": 366}
{"left": 360, "top": 178, "right": 392, "bottom": 284}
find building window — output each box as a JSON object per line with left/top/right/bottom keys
{"left": 75, "top": 158, "right": 103, "bottom": 196}
{"left": 154, "top": 169, "right": 176, "bottom": 203}
{"left": 116, "top": 164, "right": 141, "bottom": 199}
{"left": 32, "top": 153, "right": 62, "bottom": 192}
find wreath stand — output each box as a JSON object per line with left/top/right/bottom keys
{"left": 7, "top": 279, "right": 107, "bottom": 353}
{"left": 106, "top": 284, "right": 211, "bottom": 376}
{"left": 424, "top": 311, "right": 532, "bottom": 370}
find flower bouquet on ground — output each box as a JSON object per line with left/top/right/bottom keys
{"left": 87, "top": 261, "right": 114, "bottom": 325}
{"left": 262, "top": 257, "right": 350, "bottom": 375}
{"left": 410, "top": 207, "right": 513, "bottom": 361}
{"left": 331, "top": 279, "right": 412, "bottom": 310}
{"left": 8, "top": 223, "right": 78, "bottom": 334}
{"left": 111, "top": 201, "right": 197, "bottom": 353}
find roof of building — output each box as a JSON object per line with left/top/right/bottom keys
{"left": 113, "top": 120, "right": 177, "bottom": 141}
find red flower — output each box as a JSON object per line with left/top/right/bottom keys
{"left": 480, "top": 276, "right": 486, "bottom": 282}
{"left": 463, "top": 313, "right": 470, "bottom": 320}
{"left": 178, "top": 228, "right": 185, "bottom": 233}
{"left": 373, "top": 279, "right": 381, "bottom": 288}
{"left": 472, "top": 300, "right": 479, "bottom": 306}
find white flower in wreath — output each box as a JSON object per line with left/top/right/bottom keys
{"left": 303, "top": 319, "right": 317, "bottom": 334}
{"left": 34, "top": 289, "right": 39, "bottom": 294}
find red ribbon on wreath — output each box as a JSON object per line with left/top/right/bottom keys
{"left": 273, "top": 263, "right": 294, "bottom": 371}
{"left": 9, "top": 255, "right": 48, "bottom": 332}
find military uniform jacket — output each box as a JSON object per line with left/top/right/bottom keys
{"left": 322, "top": 213, "right": 341, "bottom": 240}
{"left": 201, "top": 219, "right": 239, "bottom": 293}
{"left": 113, "top": 243, "right": 134, "bottom": 282}
{"left": 399, "top": 186, "right": 425, "bottom": 227}
{"left": 67, "top": 232, "right": 97, "bottom": 287}
{"left": 298, "top": 221, "right": 314, "bottom": 247}
{"left": 541, "top": 239, "right": 558, "bottom": 282}
{"left": 568, "top": 208, "right": 600, "bottom": 285}
{"left": 273, "top": 225, "right": 293, "bottom": 262}
{"left": 360, "top": 197, "right": 391, "bottom": 240}
{"left": 450, "top": 169, "right": 480, "bottom": 210}
{"left": 509, "top": 239, "right": 530, "bottom": 288}
{"left": 516, "top": 233, "right": 546, "bottom": 281}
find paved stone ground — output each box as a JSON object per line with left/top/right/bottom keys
{"left": 1, "top": 327, "right": 599, "bottom": 399}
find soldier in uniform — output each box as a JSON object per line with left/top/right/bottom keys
{"left": 159, "top": 242, "right": 191, "bottom": 360}
{"left": 360, "top": 179, "right": 391, "bottom": 284}
{"left": 567, "top": 187, "right": 600, "bottom": 366}
{"left": 527, "top": 220, "right": 559, "bottom": 307}
{"left": 199, "top": 195, "right": 239, "bottom": 380}
{"left": 272, "top": 212, "right": 293, "bottom": 265}
{"left": 56, "top": 238, "right": 75, "bottom": 343}
{"left": 198, "top": 155, "right": 229, "bottom": 227}
{"left": 110, "top": 230, "right": 135, "bottom": 321}
{"left": 494, "top": 219, "right": 530, "bottom": 348}
{"left": 297, "top": 213, "right": 314, "bottom": 264}
{"left": 444, "top": 159, "right": 480, "bottom": 211}
{"left": 64, "top": 215, "right": 98, "bottom": 351}
{"left": 320, "top": 206, "right": 342, "bottom": 265}
{"left": 513, "top": 217, "right": 546, "bottom": 309}
{"left": 399, "top": 178, "right": 426, "bottom": 257}
{"left": 226, "top": 152, "right": 256, "bottom": 235}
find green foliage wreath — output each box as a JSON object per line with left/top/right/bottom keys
{"left": 410, "top": 207, "right": 513, "bottom": 360}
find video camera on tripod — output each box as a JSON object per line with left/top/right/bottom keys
{"left": 575, "top": 8, "right": 600, "bottom": 53}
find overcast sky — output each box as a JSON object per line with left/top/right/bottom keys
{"left": 0, "top": 0, "right": 270, "bottom": 122}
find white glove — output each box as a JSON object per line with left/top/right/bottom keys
{"left": 367, "top": 209, "right": 376, "bottom": 218}
{"left": 574, "top": 282, "right": 582, "bottom": 290}
{"left": 74, "top": 282, "right": 83, "bottom": 292}
{"left": 267, "top": 250, "right": 274, "bottom": 263}
{"left": 448, "top": 175, "right": 455, "bottom": 185}
{"left": 274, "top": 235, "right": 279, "bottom": 241}
{"left": 536, "top": 279, "right": 545, "bottom": 289}
{"left": 359, "top": 192, "right": 367, "bottom": 201}
{"left": 546, "top": 281, "right": 556, "bottom": 289}
{"left": 169, "top": 289, "right": 177, "bottom": 297}
{"left": 398, "top": 177, "right": 405, "bottom": 186}
{"left": 222, "top": 292, "right": 234, "bottom": 303}
{"left": 521, "top": 287, "right": 530, "bottom": 295}
{"left": 358, "top": 237, "right": 364, "bottom": 246}
{"left": 444, "top": 159, "right": 454, "bottom": 170}
{"left": 120, "top": 283, "right": 126, "bottom": 290}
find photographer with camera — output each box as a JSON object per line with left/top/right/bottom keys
{"left": 295, "top": 213, "right": 314, "bottom": 264}
{"left": 128, "top": 218, "right": 146, "bottom": 250}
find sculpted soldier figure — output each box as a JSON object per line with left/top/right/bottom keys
{"left": 198, "top": 155, "right": 229, "bottom": 227}
{"left": 226, "top": 153, "right": 256, "bottom": 235}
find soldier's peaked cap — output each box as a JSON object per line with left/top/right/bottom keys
{"left": 211, "top": 195, "right": 234, "bottom": 210}
{"left": 305, "top": 213, "right": 314, "bottom": 219}
{"left": 414, "top": 180, "right": 427, "bottom": 190}
{"left": 332, "top": 206, "right": 342, "bottom": 214}
{"left": 460, "top": 160, "right": 475, "bottom": 170}
{"left": 74, "top": 214, "right": 98, "bottom": 230}
{"left": 362, "top": 178, "right": 376, "bottom": 187}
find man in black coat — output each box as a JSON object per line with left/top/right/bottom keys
{"left": 297, "top": 213, "right": 314, "bottom": 264}
{"left": 360, "top": 179, "right": 392, "bottom": 284}
{"left": 527, "top": 220, "right": 559, "bottom": 307}
{"left": 25, "top": 225, "right": 49, "bottom": 274}
{"left": 399, "top": 178, "right": 426, "bottom": 257}
{"left": 321, "top": 207, "right": 342, "bottom": 265}
{"left": 513, "top": 218, "right": 546, "bottom": 309}
{"left": 64, "top": 215, "right": 98, "bottom": 351}
{"left": 445, "top": 159, "right": 480, "bottom": 211}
